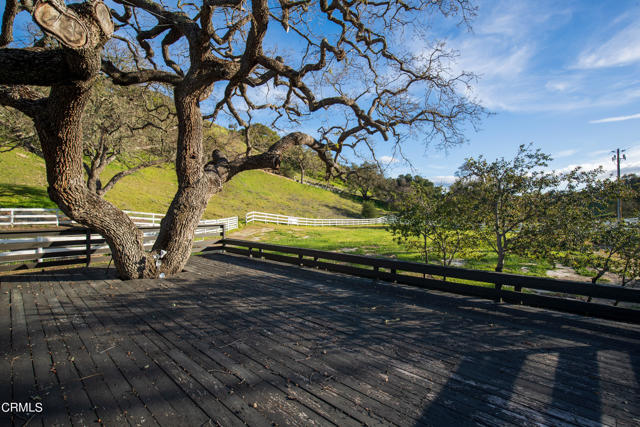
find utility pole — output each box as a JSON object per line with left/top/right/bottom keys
{"left": 611, "top": 148, "right": 627, "bottom": 221}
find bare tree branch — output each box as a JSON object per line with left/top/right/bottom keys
{"left": 0, "top": 85, "right": 45, "bottom": 117}
{"left": 102, "top": 59, "right": 183, "bottom": 85}
{"left": 0, "top": 0, "right": 18, "bottom": 47}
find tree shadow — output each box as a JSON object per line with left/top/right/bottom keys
{"left": 2, "top": 255, "right": 639, "bottom": 426}
{"left": 0, "top": 184, "right": 55, "bottom": 207}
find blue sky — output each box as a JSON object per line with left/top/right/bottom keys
{"left": 4, "top": 0, "right": 639, "bottom": 184}
{"left": 381, "top": 0, "right": 640, "bottom": 184}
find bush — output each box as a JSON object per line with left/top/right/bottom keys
{"left": 361, "top": 200, "right": 378, "bottom": 218}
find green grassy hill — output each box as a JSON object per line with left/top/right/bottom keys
{"left": 0, "top": 148, "right": 364, "bottom": 219}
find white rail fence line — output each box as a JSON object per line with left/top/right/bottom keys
{"left": 245, "top": 211, "right": 387, "bottom": 226}
{"left": 0, "top": 224, "right": 224, "bottom": 271}
{"left": 0, "top": 208, "right": 238, "bottom": 230}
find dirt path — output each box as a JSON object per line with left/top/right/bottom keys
{"left": 546, "top": 264, "right": 620, "bottom": 284}
{"left": 228, "top": 226, "right": 275, "bottom": 241}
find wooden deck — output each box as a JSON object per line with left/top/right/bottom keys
{"left": 2, "top": 253, "right": 640, "bottom": 426}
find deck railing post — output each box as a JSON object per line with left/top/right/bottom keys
{"left": 494, "top": 283, "right": 502, "bottom": 303}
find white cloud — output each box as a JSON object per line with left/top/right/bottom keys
{"left": 379, "top": 155, "right": 399, "bottom": 164}
{"left": 589, "top": 113, "right": 640, "bottom": 124}
{"left": 556, "top": 145, "right": 640, "bottom": 176}
{"left": 553, "top": 149, "right": 578, "bottom": 159}
{"left": 575, "top": 20, "right": 640, "bottom": 69}
{"left": 443, "top": 3, "right": 640, "bottom": 113}
{"left": 431, "top": 175, "right": 457, "bottom": 185}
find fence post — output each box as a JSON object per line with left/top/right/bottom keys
{"left": 10, "top": 209, "right": 14, "bottom": 227}
{"left": 36, "top": 235, "right": 44, "bottom": 263}
{"left": 85, "top": 230, "right": 92, "bottom": 267}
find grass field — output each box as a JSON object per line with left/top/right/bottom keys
{"left": 0, "top": 148, "right": 365, "bottom": 219}
{"left": 229, "top": 224, "right": 559, "bottom": 278}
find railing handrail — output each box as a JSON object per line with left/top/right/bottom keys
{"left": 218, "top": 238, "right": 640, "bottom": 323}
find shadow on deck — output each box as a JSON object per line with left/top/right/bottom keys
{"left": 1, "top": 252, "right": 639, "bottom": 426}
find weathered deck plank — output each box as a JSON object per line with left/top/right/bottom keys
{"left": 0, "top": 252, "right": 639, "bottom": 426}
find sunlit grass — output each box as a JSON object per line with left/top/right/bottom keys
{"left": 0, "top": 148, "right": 365, "bottom": 219}
{"left": 233, "top": 224, "right": 559, "bottom": 278}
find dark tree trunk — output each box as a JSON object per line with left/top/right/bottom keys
{"left": 34, "top": 81, "right": 153, "bottom": 279}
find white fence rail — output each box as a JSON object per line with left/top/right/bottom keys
{"left": 0, "top": 225, "right": 224, "bottom": 272}
{"left": 246, "top": 211, "right": 387, "bottom": 226}
{"left": 0, "top": 208, "right": 238, "bottom": 230}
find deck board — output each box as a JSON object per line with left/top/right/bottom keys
{"left": 1, "top": 252, "right": 639, "bottom": 426}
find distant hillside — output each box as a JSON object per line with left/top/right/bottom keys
{"left": 0, "top": 148, "right": 363, "bottom": 219}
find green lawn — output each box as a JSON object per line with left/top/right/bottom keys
{"left": 0, "top": 148, "right": 365, "bottom": 219}
{"left": 230, "top": 224, "right": 556, "bottom": 277}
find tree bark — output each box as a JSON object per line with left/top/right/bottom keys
{"left": 34, "top": 81, "right": 154, "bottom": 278}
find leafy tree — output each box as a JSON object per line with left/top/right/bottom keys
{"left": 622, "top": 174, "right": 640, "bottom": 216}
{"left": 456, "top": 144, "right": 563, "bottom": 272}
{"left": 361, "top": 200, "right": 378, "bottom": 218}
{"left": 540, "top": 177, "right": 638, "bottom": 292}
{"left": 387, "top": 182, "right": 475, "bottom": 267}
{"left": 346, "top": 162, "right": 386, "bottom": 201}
{"left": 281, "top": 145, "right": 323, "bottom": 184}
{"left": 615, "top": 222, "right": 640, "bottom": 303}
{"left": 0, "top": 0, "right": 481, "bottom": 279}
{"left": 384, "top": 174, "right": 434, "bottom": 209}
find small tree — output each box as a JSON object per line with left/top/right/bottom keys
{"left": 346, "top": 162, "right": 386, "bottom": 201}
{"left": 361, "top": 200, "right": 378, "bottom": 218}
{"left": 282, "top": 145, "right": 323, "bottom": 184}
{"left": 387, "top": 182, "right": 475, "bottom": 267}
{"left": 456, "top": 144, "right": 562, "bottom": 272}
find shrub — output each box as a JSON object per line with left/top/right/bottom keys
{"left": 361, "top": 200, "right": 378, "bottom": 218}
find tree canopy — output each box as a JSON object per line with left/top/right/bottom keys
{"left": 0, "top": 0, "right": 482, "bottom": 278}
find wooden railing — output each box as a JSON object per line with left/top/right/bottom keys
{"left": 0, "top": 224, "right": 224, "bottom": 272}
{"left": 217, "top": 239, "right": 640, "bottom": 324}
{"left": 246, "top": 211, "right": 387, "bottom": 226}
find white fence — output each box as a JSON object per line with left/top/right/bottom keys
{"left": 0, "top": 224, "right": 224, "bottom": 271}
{"left": 0, "top": 208, "right": 238, "bottom": 231}
{"left": 245, "top": 211, "right": 387, "bottom": 226}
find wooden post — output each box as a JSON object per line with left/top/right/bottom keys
{"left": 298, "top": 253, "right": 303, "bottom": 266}
{"left": 85, "top": 229, "right": 91, "bottom": 267}
{"left": 259, "top": 248, "right": 263, "bottom": 258}
{"left": 373, "top": 265, "right": 379, "bottom": 281}
{"left": 494, "top": 283, "right": 502, "bottom": 303}
{"left": 220, "top": 224, "right": 226, "bottom": 253}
